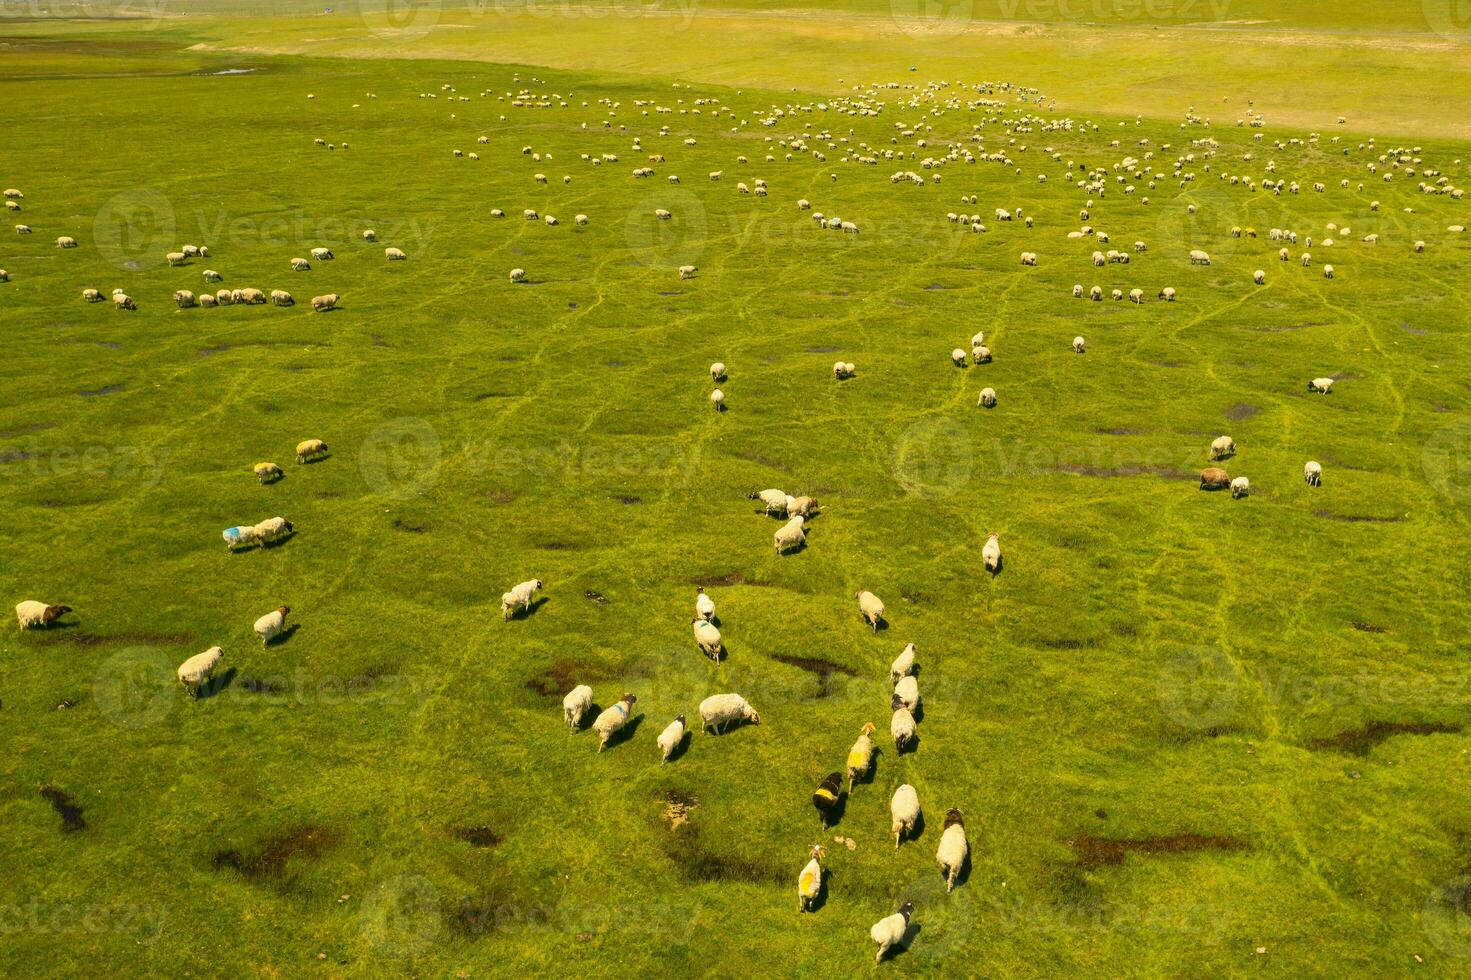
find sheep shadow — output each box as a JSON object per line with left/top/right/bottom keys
{"left": 904, "top": 808, "right": 927, "bottom": 845}
{"left": 704, "top": 716, "right": 757, "bottom": 737}
{"left": 894, "top": 922, "right": 922, "bottom": 960}
{"left": 664, "top": 729, "right": 692, "bottom": 763}
{"left": 196, "top": 667, "right": 238, "bottom": 699}
{"left": 853, "top": 750, "right": 880, "bottom": 790}
{"left": 895, "top": 733, "right": 920, "bottom": 756}
{"left": 264, "top": 623, "right": 299, "bottom": 647}
{"left": 806, "top": 867, "right": 832, "bottom": 914}
{"left": 505, "top": 596, "right": 548, "bottom": 622}
{"left": 818, "top": 792, "right": 848, "bottom": 829}
{"left": 910, "top": 702, "right": 925, "bottom": 723}
{"left": 777, "top": 540, "right": 807, "bottom": 556}
{"left": 298, "top": 454, "right": 332, "bottom": 465}
{"left": 948, "top": 849, "right": 974, "bottom": 890}
{"left": 866, "top": 616, "right": 888, "bottom": 633}
{"left": 259, "top": 533, "right": 296, "bottom": 550}
{"left": 702, "top": 645, "right": 727, "bottom": 664}
{"left": 604, "top": 714, "right": 644, "bottom": 750}
{"left": 987, "top": 557, "right": 1003, "bottom": 576}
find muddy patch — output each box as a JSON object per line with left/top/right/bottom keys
{"left": 1400, "top": 323, "right": 1428, "bottom": 336}
{"left": 198, "top": 344, "right": 232, "bottom": 357}
{"left": 1071, "top": 832, "right": 1246, "bottom": 870}
{"left": 660, "top": 789, "right": 698, "bottom": 830}
{"left": 537, "top": 540, "right": 582, "bottom": 551}
{"left": 1038, "top": 637, "right": 1101, "bottom": 650}
{"left": 771, "top": 654, "right": 857, "bottom": 698}
{"left": 452, "top": 825, "right": 503, "bottom": 848}
{"left": 55, "top": 631, "right": 191, "bottom": 647}
{"left": 1351, "top": 621, "right": 1389, "bottom": 634}
{"left": 1309, "top": 720, "right": 1460, "bottom": 756}
{"left": 40, "top": 786, "right": 86, "bottom": 833}
{"left": 238, "top": 676, "right": 287, "bottom": 694}
{"left": 391, "top": 518, "right": 428, "bottom": 534}
{"left": 0, "top": 450, "right": 34, "bottom": 463}
{"left": 1094, "top": 426, "right": 1149, "bottom": 436}
{"left": 1054, "top": 463, "right": 1186, "bottom": 480}
{"left": 483, "top": 490, "right": 516, "bottom": 504}
{"left": 1314, "top": 510, "right": 1404, "bottom": 523}
{"left": 525, "top": 661, "right": 615, "bottom": 701}
{"left": 472, "top": 392, "right": 513, "bottom": 401}
{"left": 1224, "top": 403, "right": 1260, "bottom": 421}
{"left": 212, "top": 825, "right": 339, "bottom": 880}
{"left": 583, "top": 590, "right": 608, "bottom": 605}
{"left": 663, "top": 820, "right": 784, "bottom": 884}
{"left": 77, "top": 384, "right": 123, "bottom": 398}
{"left": 616, "top": 495, "right": 642, "bottom": 505}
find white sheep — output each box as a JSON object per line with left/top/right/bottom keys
{"left": 173, "top": 290, "right": 196, "bottom": 309}
{"left": 710, "top": 362, "right": 726, "bottom": 381}
{"left": 562, "top": 684, "right": 593, "bottom": 731}
{"left": 575, "top": 214, "right": 588, "bottom": 226}
{"left": 891, "top": 642, "right": 916, "bottom": 683}
{"left": 870, "top": 903, "right": 914, "bottom": 964}
{"left": 710, "top": 388, "right": 725, "bottom": 410}
{"left": 295, "top": 438, "right": 328, "bottom": 463}
{"left": 1189, "top": 249, "right": 1211, "bottom": 265}
{"left": 936, "top": 808, "right": 969, "bottom": 892}
{"left": 501, "top": 578, "right": 543, "bottom": 619}
{"left": 1129, "top": 288, "right": 1144, "bottom": 304}
{"left": 833, "top": 361, "right": 856, "bottom": 380}
{"left": 856, "top": 590, "right": 885, "bottom": 631}
{"left": 982, "top": 531, "right": 1001, "bottom": 572}
{"left": 202, "top": 269, "right": 223, "bottom": 283}
{"left": 1253, "top": 270, "right": 1266, "bottom": 285}
{"left": 15, "top": 600, "right": 71, "bottom": 630}
{"left": 786, "top": 495, "right": 818, "bottom": 518}
{"left": 253, "top": 606, "right": 290, "bottom": 645}
{"left": 692, "top": 617, "right": 722, "bottom": 659}
{"left": 253, "top": 462, "right": 282, "bottom": 484}
{"left": 1210, "top": 435, "right": 1235, "bottom": 460}
{"left": 774, "top": 515, "right": 806, "bottom": 553}
{"left": 385, "top": 247, "right": 407, "bottom": 260}
{"left": 678, "top": 265, "right": 697, "bottom": 279}
{"left": 270, "top": 289, "right": 293, "bottom": 307}
{"left": 55, "top": 236, "right": 77, "bottom": 249}
{"left": 654, "top": 208, "right": 671, "bottom": 220}
{"left": 223, "top": 525, "right": 260, "bottom": 551}
{"left": 978, "top": 388, "right": 997, "bottom": 408}
{"left": 846, "top": 722, "right": 876, "bottom": 791}
{"left": 1073, "top": 336, "right": 1085, "bottom": 353}
{"left": 891, "top": 784, "right": 921, "bottom": 848}
{"left": 311, "top": 293, "right": 339, "bottom": 313}
{"left": 695, "top": 587, "right": 715, "bottom": 622}
{"left": 971, "top": 331, "right": 985, "bottom": 348}
{"left": 1305, "top": 461, "right": 1322, "bottom": 486}
{"left": 698, "top": 692, "right": 760, "bottom": 734}
{"left": 891, "top": 694, "right": 916, "bottom": 751}
{"left": 749, "top": 488, "right": 789, "bottom": 516}
{"left": 166, "top": 251, "right": 187, "bottom": 267}
{"left": 1159, "top": 287, "right": 1177, "bottom": 301}
{"left": 657, "top": 715, "right": 686, "bottom": 763}
{"left": 894, "top": 675, "right": 920, "bottom": 715}
{"left": 1073, "top": 284, "right": 1084, "bottom": 298}
{"left": 177, "top": 646, "right": 224, "bottom": 696}
{"left": 592, "top": 694, "right": 637, "bottom": 751}
{"left": 951, "top": 348, "right": 967, "bottom": 367}
{"left": 253, "top": 516, "right": 294, "bottom": 544}
{"left": 363, "top": 229, "right": 376, "bottom": 242}
{"left": 798, "top": 845, "right": 825, "bottom": 912}
{"left": 291, "top": 257, "right": 311, "bottom": 272}
{"left": 509, "top": 268, "right": 527, "bottom": 283}
{"left": 1308, "top": 377, "right": 1335, "bottom": 394}
{"left": 1231, "top": 476, "right": 1250, "bottom": 498}
{"left": 1323, "top": 264, "right": 1335, "bottom": 279}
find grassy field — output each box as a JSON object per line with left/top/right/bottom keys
{"left": 2, "top": 5, "right": 1471, "bottom": 977}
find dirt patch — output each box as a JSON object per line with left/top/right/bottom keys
{"left": 391, "top": 518, "right": 428, "bottom": 534}
{"left": 771, "top": 653, "right": 857, "bottom": 698}
{"left": 1309, "top": 720, "right": 1460, "bottom": 756}
{"left": 0, "top": 450, "right": 33, "bottom": 463}
{"left": 452, "top": 826, "right": 503, "bottom": 848}
{"left": 660, "top": 789, "right": 699, "bottom": 830}
{"left": 1314, "top": 510, "right": 1404, "bottom": 523}
{"left": 1072, "top": 832, "right": 1246, "bottom": 870}
{"left": 40, "top": 786, "right": 86, "bottom": 833}
{"left": 239, "top": 676, "right": 287, "bottom": 694}
{"left": 198, "top": 344, "right": 231, "bottom": 356}
{"left": 77, "top": 384, "right": 123, "bottom": 397}
{"left": 584, "top": 590, "right": 608, "bottom": 605}
{"left": 472, "top": 392, "right": 513, "bottom": 401}
{"left": 663, "top": 820, "right": 784, "bottom": 884}
{"left": 616, "top": 495, "right": 642, "bottom": 505}
{"left": 1038, "top": 637, "right": 1100, "bottom": 650}
{"left": 537, "top": 540, "right": 582, "bottom": 551}
{"left": 1054, "top": 463, "right": 1186, "bottom": 480}
{"left": 1351, "top": 621, "right": 1389, "bottom": 634}
{"left": 692, "top": 571, "right": 750, "bottom": 588}
{"left": 212, "top": 825, "right": 340, "bottom": 880}
{"left": 483, "top": 490, "right": 516, "bottom": 504}
{"left": 1094, "top": 426, "right": 1149, "bottom": 436}
{"left": 54, "top": 631, "right": 191, "bottom": 647}
{"left": 1224, "top": 403, "right": 1260, "bottom": 421}
{"left": 1400, "top": 323, "right": 1428, "bottom": 336}
{"left": 524, "top": 661, "right": 618, "bottom": 701}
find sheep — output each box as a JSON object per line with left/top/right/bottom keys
{"left": 692, "top": 617, "right": 723, "bottom": 659}
{"left": 253, "top": 606, "right": 290, "bottom": 645}
{"left": 654, "top": 208, "right": 672, "bottom": 220}
{"left": 296, "top": 438, "right": 328, "bottom": 463}
{"left": 710, "top": 388, "right": 725, "bottom": 411}
{"left": 891, "top": 784, "right": 921, "bottom": 848}
{"left": 215, "top": 289, "right": 232, "bottom": 306}
{"left": 1020, "top": 251, "right": 1037, "bottom": 266}
{"left": 891, "top": 642, "right": 916, "bottom": 683}
{"left": 978, "top": 387, "right": 997, "bottom": 408}
{"left": 563, "top": 684, "right": 593, "bottom": 731}
{"left": 1209, "top": 435, "right": 1235, "bottom": 460}
{"left": 982, "top": 531, "right": 1001, "bottom": 572}
{"left": 1090, "top": 286, "right": 1103, "bottom": 301}
{"left": 1073, "top": 336, "right": 1085, "bottom": 353}
{"left": 253, "top": 516, "right": 294, "bottom": 545}
{"left": 1129, "top": 288, "right": 1144, "bottom": 304}
{"left": 1189, "top": 249, "right": 1211, "bottom": 265}
{"left": 202, "top": 269, "right": 223, "bottom": 282}
{"left": 55, "top": 236, "right": 77, "bottom": 249}
{"left": 1111, "top": 289, "right": 1123, "bottom": 301}
{"left": 311, "top": 293, "right": 339, "bottom": 313}
{"left": 575, "top": 214, "right": 588, "bottom": 226}
{"left": 813, "top": 772, "right": 844, "bottom": 828}
{"left": 1415, "top": 241, "right": 1426, "bottom": 253}
{"left": 222, "top": 524, "right": 261, "bottom": 551}
{"left": 509, "top": 268, "right": 527, "bottom": 283}
{"left": 698, "top": 692, "right": 759, "bottom": 734}
{"left": 710, "top": 361, "right": 726, "bottom": 381}
{"left": 1159, "top": 287, "right": 1177, "bottom": 301}
{"left": 797, "top": 845, "right": 825, "bottom": 912}
{"left": 491, "top": 209, "right": 505, "bottom": 218}
{"left": 870, "top": 902, "right": 915, "bottom": 964}
{"left": 0, "top": 269, "right": 7, "bottom": 283}
{"left": 678, "top": 265, "right": 697, "bottom": 279}
{"left": 774, "top": 515, "right": 806, "bottom": 553}
{"left": 253, "top": 462, "right": 283, "bottom": 484}
{"left": 14, "top": 224, "right": 31, "bottom": 234}
{"left": 833, "top": 361, "right": 856, "bottom": 380}
{"left": 270, "top": 289, "right": 294, "bottom": 307}
{"left": 363, "top": 229, "right": 376, "bottom": 242}
{"left": 1279, "top": 248, "right": 1290, "bottom": 262}
{"left": 695, "top": 586, "right": 715, "bottom": 622}
{"left": 1200, "top": 467, "right": 1231, "bottom": 490}
{"left": 238, "top": 288, "right": 266, "bottom": 305}
{"left": 891, "top": 694, "right": 917, "bottom": 751}
{"left": 178, "top": 647, "right": 224, "bottom": 696}
{"left": 385, "top": 247, "right": 407, "bottom": 260}
{"left": 709, "top": 171, "right": 722, "bottom": 180}
{"left": 1134, "top": 241, "right": 1147, "bottom": 252}
{"left": 1231, "top": 476, "right": 1250, "bottom": 499}
{"left": 15, "top": 600, "right": 71, "bottom": 630}
{"left": 113, "top": 292, "right": 136, "bottom": 310}
{"left": 1304, "top": 460, "right": 1322, "bottom": 486}
{"left": 1308, "top": 377, "right": 1335, "bottom": 394}
{"left": 846, "top": 722, "right": 876, "bottom": 792}
{"left": 786, "top": 495, "right": 818, "bottom": 518}
{"left": 856, "top": 590, "right": 885, "bottom": 631}
{"left": 166, "top": 251, "right": 187, "bottom": 267}
{"left": 1323, "top": 264, "right": 1335, "bottom": 279}
{"left": 748, "top": 488, "right": 789, "bottom": 516}
{"left": 951, "top": 348, "right": 967, "bottom": 367}
{"left": 1092, "top": 251, "right": 1106, "bottom": 267}
{"left": 936, "top": 808, "right": 969, "bottom": 892}
{"left": 971, "top": 331, "right": 985, "bottom": 348}
{"left": 2, "top": 189, "right": 21, "bottom": 199}
{"left": 501, "top": 578, "right": 543, "bottom": 619}
{"left": 198, "top": 292, "right": 217, "bottom": 307}
{"left": 544, "top": 215, "right": 558, "bottom": 226}
{"left": 1301, "top": 252, "right": 1312, "bottom": 267}
{"left": 79, "top": 287, "right": 100, "bottom": 303}
{"left": 1253, "top": 270, "right": 1266, "bottom": 285}
{"left": 173, "top": 290, "right": 196, "bottom": 309}
{"left": 291, "top": 257, "right": 311, "bottom": 272}
{"left": 657, "top": 715, "right": 686, "bottom": 763}
{"left": 592, "top": 693, "right": 637, "bottom": 751}
{"left": 894, "top": 675, "right": 920, "bottom": 714}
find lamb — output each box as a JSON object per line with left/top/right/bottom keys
{"left": 978, "top": 387, "right": 997, "bottom": 408}
{"left": 311, "top": 293, "right": 339, "bottom": 312}
{"left": 1073, "top": 336, "right": 1085, "bottom": 353}
{"left": 846, "top": 722, "right": 876, "bottom": 791}
{"left": 833, "top": 361, "right": 856, "bottom": 380}
{"left": 1308, "top": 377, "right": 1335, "bottom": 394}
{"left": 936, "top": 808, "right": 969, "bottom": 892}
{"left": 592, "top": 693, "right": 637, "bottom": 751}
{"left": 253, "top": 606, "right": 290, "bottom": 645}
{"left": 982, "top": 531, "right": 1001, "bottom": 572}
{"left": 748, "top": 488, "right": 789, "bottom": 515}
{"left": 291, "top": 257, "right": 311, "bottom": 272}
{"left": 695, "top": 586, "right": 715, "bottom": 622}
{"left": 1200, "top": 467, "right": 1231, "bottom": 490}
{"left": 692, "top": 617, "right": 723, "bottom": 659}
{"left": 856, "top": 590, "right": 885, "bottom": 631}
{"left": 797, "top": 845, "right": 825, "bottom": 912}
{"left": 509, "top": 268, "right": 527, "bottom": 283}
{"left": 891, "top": 642, "right": 916, "bottom": 683}
{"left": 710, "top": 362, "right": 726, "bottom": 381}
{"left": 710, "top": 388, "right": 725, "bottom": 410}
{"left": 15, "top": 601, "right": 71, "bottom": 630}
{"left": 870, "top": 902, "right": 915, "bottom": 964}
{"left": 1304, "top": 461, "right": 1322, "bottom": 486}
{"left": 891, "top": 694, "right": 917, "bottom": 751}
{"left": 55, "top": 236, "right": 77, "bottom": 249}
{"left": 562, "top": 684, "right": 593, "bottom": 731}
{"left": 173, "top": 290, "right": 196, "bottom": 308}
{"left": 253, "top": 462, "right": 283, "bottom": 484}
{"left": 270, "top": 290, "right": 294, "bottom": 307}
{"left": 198, "top": 293, "right": 216, "bottom": 307}
{"left": 385, "top": 247, "right": 407, "bottom": 260}
{"left": 891, "top": 784, "right": 921, "bottom": 847}
{"left": 698, "top": 692, "right": 759, "bottom": 734}
{"left": 813, "top": 772, "right": 844, "bottom": 827}
{"left": 1209, "top": 435, "right": 1235, "bottom": 460}
{"left": 1231, "top": 476, "right": 1250, "bottom": 498}
{"left": 253, "top": 516, "right": 294, "bottom": 545}
{"left": 971, "top": 331, "right": 985, "bottom": 348}
{"left": 657, "top": 715, "right": 686, "bottom": 763}
{"left": 177, "top": 646, "right": 224, "bottom": 696}
{"left": 501, "top": 578, "right": 543, "bottom": 619}
{"left": 951, "top": 348, "right": 967, "bottom": 367}
{"left": 296, "top": 439, "right": 329, "bottom": 462}
{"left": 774, "top": 516, "right": 806, "bottom": 553}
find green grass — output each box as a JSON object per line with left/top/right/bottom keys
{"left": 2, "top": 11, "right": 1471, "bottom": 977}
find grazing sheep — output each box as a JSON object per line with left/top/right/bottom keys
{"left": 891, "top": 784, "right": 921, "bottom": 848}
{"left": 385, "top": 247, "right": 407, "bottom": 260}
{"left": 544, "top": 215, "right": 558, "bottom": 226}
{"left": 698, "top": 692, "right": 760, "bottom": 734}
{"left": 1129, "top": 288, "right": 1144, "bottom": 304}
{"left": 1073, "top": 336, "right": 1085, "bottom": 353}
{"left": 1323, "top": 264, "right": 1335, "bottom": 279}
{"left": 1210, "top": 435, "right": 1235, "bottom": 460}
{"left": 562, "top": 684, "right": 593, "bottom": 731}
{"left": 14, "top": 224, "right": 31, "bottom": 234}
{"left": 291, "top": 257, "right": 311, "bottom": 272}
{"left": 309, "top": 248, "right": 332, "bottom": 262}
{"left": 296, "top": 438, "right": 328, "bottom": 463}
{"left": 695, "top": 586, "right": 715, "bottom": 622}
{"left": 311, "top": 293, "right": 339, "bottom": 313}
{"left": 678, "top": 265, "right": 697, "bottom": 279}
{"left": 1305, "top": 461, "right": 1322, "bottom": 486}
{"left": 936, "top": 809, "right": 968, "bottom": 892}
{"left": 774, "top": 515, "right": 806, "bottom": 554}
{"left": 891, "top": 694, "right": 917, "bottom": 751}
{"left": 692, "top": 617, "right": 723, "bottom": 659}
{"left": 198, "top": 292, "right": 217, "bottom": 308}
{"left": 1253, "top": 270, "right": 1266, "bottom": 285}
{"left": 0, "top": 270, "right": 7, "bottom": 283}
{"left": 177, "top": 647, "right": 224, "bottom": 696}
{"left": 1301, "top": 252, "right": 1312, "bottom": 267}
{"left": 253, "top": 462, "right": 283, "bottom": 484}
{"left": 113, "top": 292, "right": 136, "bottom": 310}
{"left": 657, "top": 715, "right": 686, "bottom": 763}
{"left": 253, "top": 606, "right": 290, "bottom": 645}
{"left": 654, "top": 208, "right": 672, "bottom": 220}
{"left": 894, "top": 675, "right": 920, "bottom": 714}
{"left": 15, "top": 601, "right": 71, "bottom": 630}
{"left": 1415, "top": 241, "right": 1426, "bottom": 253}
{"left": 1111, "top": 289, "right": 1123, "bottom": 302}
{"left": 363, "top": 229, "right": 376, "bottom": 242}
{"left": 978, "top": 387, "right": 997, "bottom": 408}
{"left": 846, "top": 722, "right": 876, "bottom": 791}
{"left": 1020, "top": 251, "right": 1037, "bottom": 266}
{"left": 786, "top": 495, "right": 818, "bottom": 518}
{"left": 501, "top": 578, "right": 543, "bottom": 619}
{"left": 891, "top": 642, "right": 916, "bottom": 683}
{"left": 971, "top": 331, "right": 985, "bottom": 348}
{"left": 509, "top": 268, "right": 527, "bottom": 283}
{"left": 215, "top": 289, "right": 232, "bottom": 306}
{"left": 1308, "top": 377, "right": 1335, "bottom": 394}
{"left": 1189, "top": 249, "right": 1211, "bottom": 265}
{"left": 749, "top": 488, "right": 789, "bottom": 516}
{"left": 222, "top": 525, "right": 260, "bottom": 551}
{"left": 813, "top": 772, "right": 844, "bottom": 828}
{"left": 1231, "top": 476, "right": 1250, "bottom": 499}
{"left": 82, "top": 287, "right": 102, "bottom": 302}
{"left": 173, "top": 290, "right": 196, "bottom": 309}
{"left": 490, "top": 209, "right": 505, "bottom": 218}
{"left": 710, "top": 388, "right": 725, "bottom": 411}
{"left": 1159, "top": 287, "right": 1177, "bottom": 301}
{"left": 856, "top": 590, "right": 885, "bottom": 631}
{"left": 797, "top": 845, "right": 825, "bottom": 912}
{"left": 55, "top": 236, "right": 77, "bottom": 249}
{"left": 269, "top": 290, "right": 293, "bottom": 307}
{"left": 2, "top": 189, "right": 21, "bottom": 199}
{"left": 710, "top": 362, "right": 726, "bottom": 381}
{"left": 253, "top": 516, "right": 294, "bottom": 545}
{"left": 202, "top": 269, "right": 223, "bottom": 282}
{"left": 237, "top": 288, "right": 265, "bottom": 305}
{"left": 871, "top": 902, "right": 915, "bottom": 964}
{"left": 575, "top": 214, "right": 588, "bottom": 226}
{"left": 833, "top": 361, "right": 856, "bottom": 380}
{"left": 1200, "top": 467, "right": 1231, "bottom": 490}
{"left": 592, "top": 693, "right": 637, "bottom": 751}
{"left": 951, "top": 348, "right": 967, "bottom": 367}
{"left": 166, "top": 251, "right": 187, "bottom": 267}
{"left": 982, "top": 532, "right": 1001, "bottom": 572}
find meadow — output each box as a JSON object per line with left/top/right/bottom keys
{"left": 2, "top": 3, "right": 1471, "bottom": 976}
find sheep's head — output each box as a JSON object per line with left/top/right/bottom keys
{"left": 860, "top": 722, "right": 875, "bottom": 737}
{"left": 890, "top": 693, "right": 906, "bottom": 711}
{"left": 621, "top": 692, "right": 637, "bottom": 705}
{"left": 944, "top": 808, "right": 964, "bottom": 828}
{"left": 810, "top": 844, "right": 826, "bottom": 861}
{"left": 278, "top": 606, "right": 291, "bottom": 616}
{"left": 743, "top": 704, "right": 761, "bottom": 725}
{"left": 898, "top": 901, "right": 915, "bottom": 920}
{"left": 43, "top": 605, "right": 72, "bottom": 623}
